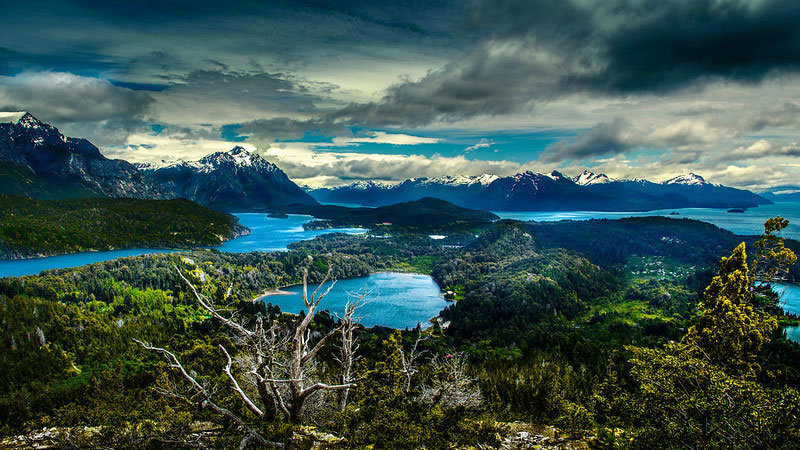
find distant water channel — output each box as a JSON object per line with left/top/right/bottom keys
{"left": 494, "top": 202, "right": 800, "bottom": 241}
{"left": 0, "top": 214, "right": 364, "bottom": 277}
{"left": 261, "top": 272, "right": 447, "bottom": 329}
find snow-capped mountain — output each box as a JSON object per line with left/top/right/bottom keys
{"left": 309, "top": 170, "right": 771, "bottom": 212}
{"left": 313, "top": 170, "right": 608, "bottom": 211}
{"left": 663, "top": 173, "right": 714, "bottom": 186}
{"left": 0, "top": 112, "right": 770, "bottom": 212}
{"left": 0, "top": 112, "right": 316, "bottom": 210}
{"left": 143, "top": 146, "right": 317, "bottom": 210}
{"left": 0, "top": 111, "right": 167, "bottom": 199}
{"left": 573, "top": 170, "right": 612, "bottom": 186}
{"left": 420, "top": 174, "right": 500, "bottom": 187}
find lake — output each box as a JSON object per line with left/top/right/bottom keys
{"left": 772, "top": 282, "right": 800, "bottom": 343}
{"left": 215, "top": 214, "right": 364, "bottom": 253}
{"left": 0, "top": 214, "right": 364, "bottom": 277}
{"left": 494, "top": 201, "right": 800, "bottom": 241}
{"left": 261, "top": 272, "right": 447, "bottom": 329}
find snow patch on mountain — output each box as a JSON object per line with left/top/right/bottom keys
{"left": 424, "top": 174, "right": 500, "bottom": 186}
{"left": 0, "top": 111, "right": 27, "bottom": 124}
{"left": 663, "top": 173, "right": 713, "bottom": 186}
{"left": 193, "top": 146, "right": 278, "bottom": 174}
{"left": 348, "top": 180, "right": 395, "bottom": 189}
{"left": 574, "top": 170, "right": 612, "bottom": 185}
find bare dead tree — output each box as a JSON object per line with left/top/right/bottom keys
{"left": 420, "top": 352, "right": 482, "bottom": 408}
{"left": 334, "top": 288, "right": 371, "bottom": 411}
{"left": 137, "top": 265, "right": 368, "bottom": 446}
{"left": 133, "top": 339, "right": 283, "bottom": 449}
{"left": 399, "top": 328, "right": 428, "bottom": 393}
{"left": 280, "top": 268, "right": 363, "bottom": 422}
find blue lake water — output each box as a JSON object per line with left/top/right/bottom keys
{"left": 772, "top": 282, "right": 800, "bottom": 343}
{"left": 0, "top": 214, "right": 364, "bottom": 278}
{"left": 6, "top": 202, "right": 800, "bottom": 279}
{"left": 494, "top": 202, "right": 800, "bottom": 241}
{"left": 261, "top": 272, "right": 447, "bottom": 329}
{"left": 215, "top": 214, "right": 364, "bottom": 253}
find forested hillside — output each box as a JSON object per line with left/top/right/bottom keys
{"left": 1, "top": 217, "right": 799, "bottom": 448}
{"left": 294, "top": 197, "right": 498, "bottom": 234}
{"left": 0, "top": 196, "right": 248, "bottom": 259}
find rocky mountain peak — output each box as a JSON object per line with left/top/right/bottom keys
{"left": 663, "top": 173, "right": 711, "bottom": 186}
{"left": 574, "top": 170, "right": 612, "bottom": 186}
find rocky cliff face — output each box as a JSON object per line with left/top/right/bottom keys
{"left": 0, "top": 112, "right": 167, "bottom": 199}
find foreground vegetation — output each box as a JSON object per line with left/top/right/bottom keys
{"left": 0, "top": 196, "right": 248, "bottom": 259}
{"left": 1, "top": 216, "right": 799, "bottom": 448}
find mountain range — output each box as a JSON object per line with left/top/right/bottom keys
{"left": 309, "top": 170, "right": 772, "bottom": 212}
{"left": 0, "top": 111, "right": 772, "bottom": 213}
{"left": 0, "top": 112, "right": 315, "bottom": 210}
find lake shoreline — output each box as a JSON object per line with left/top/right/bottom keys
{"left": 254, "top": 272, "right": 446, "bottom": 329}
{"left": 255, "top": 270, "right": 440, "bottom": 302}
{"left": 5, "top": 203, "right": 800, "bottom": 278}
{"left": 255, "top": 288, "right": 294, "bottom": 301}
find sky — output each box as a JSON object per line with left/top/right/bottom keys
{"left": 2, "top": 0, "right": 800, "bottom": 190}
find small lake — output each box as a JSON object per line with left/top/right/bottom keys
{"left": 494, "top": 202, "right": 800, "bottom": 241}
{"left": 772, "top": 282, "right": 800, "bottom": 343}
{"left": 261, "top": 272, "right": 447, "bottom": 329}
{"left": 0, "top": 214, "right": 364, "bottom": 278}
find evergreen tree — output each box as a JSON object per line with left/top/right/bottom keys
{"left": 682, "top": 243, "right": 776, "bottom": 377}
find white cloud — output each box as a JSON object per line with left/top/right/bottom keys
{"left": 328, "top": 131, "right": 442, "bottom": 146}
{"left": 726, "top": 140, "right": 800, "bottom": 161}
{"left": 645, "top": 118, "right": 728, "bottom": 148}
{"left": 464, "top": 138, "right": 493, "bottom": 153}
{"left": 103, "top": 132, "right": 255, "bottom": 164}
{"left": 262, "top": 143, "right": 524, "bottom": 187}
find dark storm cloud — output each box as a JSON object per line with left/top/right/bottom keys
{"left": 0, "top": 72, "right": 154, "bottom": 123}
{"left": 331, "top": 45, "right": 564, "bottom": 126}
{"left": 153, "top": 69, "right": 342, "bottom": 126}
{"left": 7, "top": 0, "right": 799, "bottom": 129}
{"left": 49, "top": 0, "right": 455, "bottom": 32}
{"left": 238, "top": 118, "right": 349, "bottom": 142}
{"left": 541, "top": 119, "right": 633, "bottom": 162}
{"left": 744, "top": 102, "right": 800, "bottom": 132}
{"left": 464, "top": 0, "right": 596, "bottom": 48}
{"left": 0, "top": 0, "right": 461, "bottom": 75}
{"left": 0, "top": 46, "right": 125, "bottom": 77}
{"left": 590, "top": 0, "right": 800, "bottom": 93}
{"left": 335, "top": 0, "right": 800, "bottom": 126}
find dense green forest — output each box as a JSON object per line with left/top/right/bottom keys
{"left": 292, "top": 197, "right": 498, "bottom": 234}
{"left": 1, "top": 216, "right": 799, "bottom": 448}
{"left": 0, "top": 196, "right": 248, "bottom": 259}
